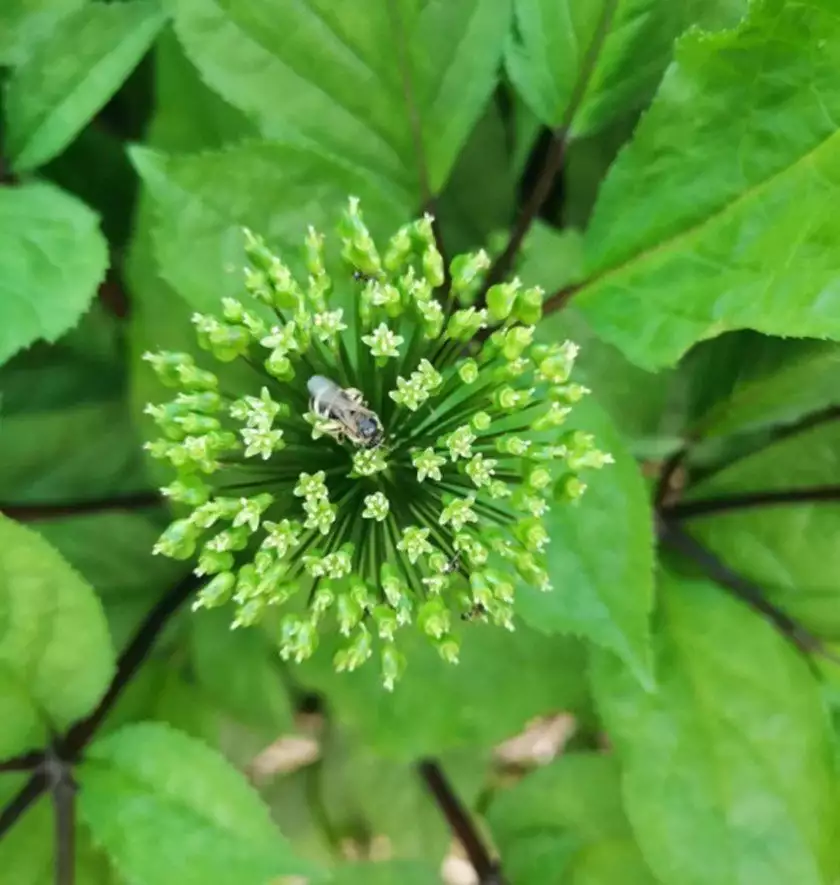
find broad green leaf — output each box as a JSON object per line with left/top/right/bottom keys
{"left": 79, "top": 722, "right": 313, "bottom": 885}
{"left": 189, "top": 607, "right": 294, "bottom": 737}
{"left": 592, "top": 571, "right": 839, "bottom": 885}
{"left": 682, "top": 0, "right": 747, "bottom": 30}
{"left": 0, "top": 780, "right": 118, "bottom": 885}
{"left": 489, "top": 754, "right": 629, "bottom": 842}
{"left": 0, "top": 515, "right": 115, "bottom": 757}
{"left": 488, "top": 753, "right": 656, "bottom": 885}
{"left": 576, "top": 0, "right": 840, "bottom": 369}
{"left": 498, "top": 832, "right": 580, "bottom": 885}
{"left": 320, "top": 728, "right": 487, "bottom": 863}
{"left": 326, "top": 861, "right": 441, "bottom": 885}
{"left": 148, "top": 28, "right": 255, "bottom": 153}
{"left": 102, "top": 659, "right": 219, "bottom": 745}
{"left": 261, "top": 770, "right": 337, "bottom": 866}
{"left": 522, "top": 224, "right": 686, "bottom": 455}
{"left": 685, "top": 333, "right": 840, "bottom": 439}
{"left": 130, "top": 142, "right": 413, "bottom": 312}
{"left": 685, "top": 420, "right": 840, "bottom": 639}
{"left": 438, "top": 101, "right": 515, "bottom": 253}
{"left": 172, "top": 0, "right": 510, "bottom": 194}
{"left": 0, "top": 0, "right": 83, "bottom": 65}
{"left": 33, "top": 514, "right": 184, "bottom": 650}
{"left": 0, "top": 182, "right": 108, "bottom": 367}
{"left": 4, "top": 0, "right": 166, "bottom": 171}
{"left": 573, "top": 840, "right": 658, "bottom": 885}
{"left": 0, "top": 306, "right": 152, "bottom": 502}
{"left": 44, "top": 123, "right": 137, "bottom": 250}
{"left": 0, "top": 307, "right": 175, "bottom": 647}
{"left": 516, "top": 395, "right": 654, "bottom": 685}
{"left": 299, "top": 623, "right": 588, "bottom": 760}
{"left": 505, "top": 0, "right": 684, "bottom": 138}
{"left": 562, "top": 114, "right": 639, "bottom": 229}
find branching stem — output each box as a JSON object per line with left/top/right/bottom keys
{"left": 418, "top": 759, "right": 507, "bottom": 885}
{"left": 666, "top": 485, "right": 840, "bottom": 520}
{"left": 658, "top": 517, "right": 839, "bottom": 664}
{"left": 1, "top": 492, "right": 161, "bottom": 522}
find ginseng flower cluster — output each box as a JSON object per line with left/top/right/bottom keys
{"left": 144, "top": 198, "right": 611, "bottom": 689}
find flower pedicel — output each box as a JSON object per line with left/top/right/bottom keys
{"left": 144, "top": 198, "right": 611, "bottom": 689}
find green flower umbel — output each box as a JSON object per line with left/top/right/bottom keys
{"left": 144, "top": 198, "right": 611, "bottom": 689}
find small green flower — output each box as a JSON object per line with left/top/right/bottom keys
{"left": 412, "top": 448, "right": 446, "bottom": 482}
{"left": 397, "top": 526, "right": 433, "bottom": 564}
{"left": 362, "top": 492, "right": 390, "bottom": 521}
{"left": 361, "top": 322, "right": 404, "bottom": 360}
{"left": 144, "top": 199, "right": 610, "bottom": 689}
{"left": 444, "top": 425, "right": 476, "bottom": 462}
{"left": 312, "top": 309, "right": 347, "bottom": 343}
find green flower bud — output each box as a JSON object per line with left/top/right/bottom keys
{"left": 162, "top": 474, "right": 211, "bottom": 507}
{"left": 471, "top": 411, "right": 491, "bottom": 432}
{"left": 381, "top": 643, "right": 406, "bottom": 691}
{"left": 513, "top": 286, "right": 543, "bottom": 325}
{"left": 192, "top": 571, "right": 235, "bottom": 610}
{"left": 450, "top": 249, "right": 490, "bottom": 297}
{"left": 458, "top": 359, "right": 479, "bottom": 384}
{"left": 486, "top": 279, "right": 519, "bottom": 321}
{"left": 142, "top": 351, "right": 194, "bottom": 387}
{"left": 334, "top": 624, "right": 373, "bottom": 672}
{"left": 196, "top": 547, "right": 235, "bottom": 577}
{"left": 435, "top": 634, "right": 460, "bottom": 664}
{"left": 418, "top": 598, "right": 450, "bottom": 639}
{"left": 153, "top": 519, "right": 198, "bottom": 560}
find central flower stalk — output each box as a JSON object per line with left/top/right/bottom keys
{"left": 144, "top": 199, "right": 610, "bottom": 688}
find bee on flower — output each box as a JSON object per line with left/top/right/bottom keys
{"left": 144, "top": 198, "right": 612, "bottom": 689}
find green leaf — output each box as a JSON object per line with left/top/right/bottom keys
{"left": 189, "top": 607, "right": 294, "bottom": 737}
{"left": 320, "top": 728, "right": 488, "bottom": 863}
{"left": 0, "top": 307, "right": 175, "bottom": 646}
{"left": 561, "top": 114, "right": 639, "bottom": 229}
{"left": 506, "top": 0, "right": 685, "bottom": 138}
{"left": 261, "top": 769, "right": 337, "bottom": 867}
{"left": 171, "top": 0, "right": 510, "bottom": 194}
{"left": 488, "top": 753, "right": 656, "bottom": 885}
{"left": 130, "top": 141, "right": 413, "bottom": 312}
{"left": 437, "top": 101, "right": 515, "bottom": 253}
{"left": 0, "top": 515, "right": 115, "bottom": 757}
{"left": 682, "top": 0, "right": 747, "bottom": 30}
{"left": 326, "top": 861, "right": 442, "bottom": 885}
{"left": 576, "top": 0, "right": 840, "bottom": 369}
{"left": 0, "top": 307, "right": 152, "bottom": 502}
{"left": 33, "top": 513, "right": 184, "bottom": 650}
{"left": 521, "top": 224, "right": 686, "bottom": 456}
{"left": 4, "top": 0, "right": 166, "bottom": 171}
{"left": 573, "top": 840, "right": 659, "bottom": 885}
{"left": 299, "top": 623, "right": 588, "bottom": 760}
{"left": 516, "top": 394, "right": 655, "bottom": 685}
{"left": 147, "top": 28, "right": 255, "bottom": 153}
{"left": 0, "top": 182, "right": 108, "bottom": 367}
{"left": 592, "top": 571, "right": 840, "bottom": 885}
{"left": 78, "top": 722, "right": 313, "bottom": 885}
{"left": 685, "top": 420, "right": 840, "bottom": 639}
{"left": 686, "top": 333, "right": 840, "bottom": 439}
{"left": 43, "top": 123, "right": 138, "bottom": 250}
{"left": 489, "top": 753, "right": 630, "bottom": 842}
{"left": 0, "top": 781, "right": 119, "bottom": 885}
{"left": 497, "top": 832, "right": 580, "bottom": 885}
{"left": 0, "top": 0, "right": 84, "bottom": 65}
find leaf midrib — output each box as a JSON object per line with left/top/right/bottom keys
{"left": 578, "top": 126, "right": 840, "bottom": 298}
